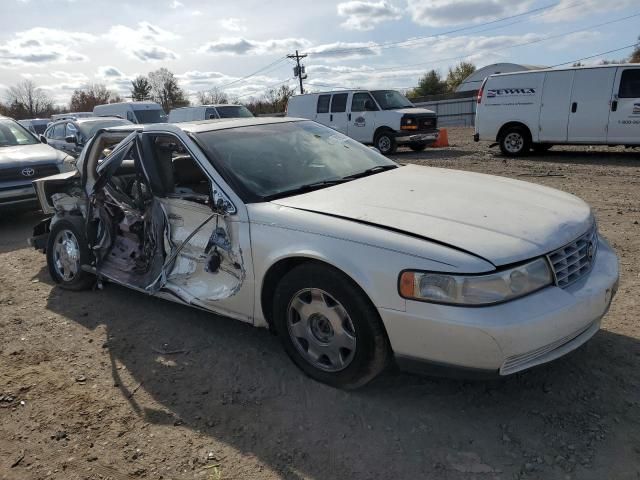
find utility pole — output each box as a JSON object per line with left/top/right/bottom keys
{"left": 288, "top": 50, "right": 307, "bottom": 94}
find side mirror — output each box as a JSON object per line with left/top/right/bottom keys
{"left": 40, "top": 135, "right": 47, "bottom": 144}
{"left": 65, "top": 135, "right": 77, "bottom": 144}
{"left": 208, "top": 114, "right": 216, "bottom": 119}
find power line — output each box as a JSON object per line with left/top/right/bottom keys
{"left": 234, "top": 78, "right": 294, "bottom": 99}
{"left": 550, "top": 43, "right": 639, "bottom": 67}
{"left": 303, "top": 0, "right": 579, "bottom": 57}
{"left": 216, "top": 56, "right": 288, "bottom": 90}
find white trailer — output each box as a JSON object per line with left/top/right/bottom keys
{"left": 474, "top": 64, "right": 640, "bottom": 156}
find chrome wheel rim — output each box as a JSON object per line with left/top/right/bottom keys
{"left": 378, "top": 136, "right": 391, "bottom": 153}
{"left": 287, "top": 288, "right": 357, "bottom": 372}
{"left": 504, "top": 132, "right": 524, "bottom": 153}
{"left": 53, "top": 229, "right": 80, "bottom": 282}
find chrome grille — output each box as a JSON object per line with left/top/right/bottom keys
{"left": 0, "top": 164, "right": 60, "bottom": 182}
{"left": 547, "top": 225, "right": 598, "bottom": 288}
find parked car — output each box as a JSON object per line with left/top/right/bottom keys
{"left": 93, "top": 101, "right": 166, "bottom": 124}
{"left": 0, "top": 116, "right": 74, "bottom": 210}
{"left": 287, "top": 89, "right": 439, "bottom": 154}
{"left": 475, "top": 64, "right": 640, "bottom": 156}
{"left": 42, "top": 116, "right": 133, "bottom": 158}
{"left": 51, "top": 112, "right": 94, "bottom": 122}
{"left": 30, "top": 118, "right": 619, "bottom": 388}
{"left": 168, "top": 104, "right": 253, "bottom": 123}
{"left": 18, "top": 118, "right": 51, "bottom": 136}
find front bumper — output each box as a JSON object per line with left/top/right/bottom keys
{"left": 394, "top": 130, "right": 439, "bottom": 144}
{"left": 381, "top": 236, "right": 619, "bottom": 376}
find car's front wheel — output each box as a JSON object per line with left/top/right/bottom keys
{"left": 46, "top": 217, "right": 94, "bottom": 291}
{"left": 273, "top": 263, "right": 390, "bottom": 389}
{"left": 374, "top": 131, "right": 397, "bottom": 155}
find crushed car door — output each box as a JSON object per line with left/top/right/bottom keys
{"left": 138, "top": 133, "right": 248, "bottom": 319}
{"left": 87, "top": 132, "right": 168, "bottom": 293}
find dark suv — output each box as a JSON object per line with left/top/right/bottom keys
{"left": 42, "top": 116, "right": 132, "bottom": 157}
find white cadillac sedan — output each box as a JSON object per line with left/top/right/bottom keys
{"left": 30, "top": 118, "right": 619, "bottom": 389}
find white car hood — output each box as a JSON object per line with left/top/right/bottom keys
{"left": 272, "top": 165, "right": 593, "bottom": 266}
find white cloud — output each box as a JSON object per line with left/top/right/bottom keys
{"left": 0, "top": 27, "right": 95, "bottom": 68}
{"left": 337, "top": 1, "right": 402, "bottom": 30}
{"left": 538, "top": 0, "right": 635, "bottom": 22}
{"left": 407, "top": 0, "right": 533, "bottom": 27}
{"left": 96, "top": 66, "right": 125, "bottom": 78}
{"left": 198, "top": 37, "right": 311, "bottom": 55}
{"left": 219, "top": 17, "right": 246, "bottom": 32}
{"left": 106, "top": 22, "right": 179, "bottom": 62}
{"left": 169, "top": 0, "right": 183, "bottom": 7}
{"left": 307, "top": 41, "right": 381, "bottom": 59}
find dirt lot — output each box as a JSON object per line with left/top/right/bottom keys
{"left": 1, "top": 127, "right": 639, "bottom": 480}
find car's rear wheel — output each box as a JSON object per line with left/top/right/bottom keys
{"left": 374, "top": 131, "right": 397, "bottom": 155}
{"left": 273, "top": 263, "right": 390, "bottom": 389}
{"left": 47, "top": 217, "right": 94, "bottom": 291}
{"left": 499, "top": 126, "right": 530, "bottom": 157}
{"left": 409, "top": 142, "right": 428, "bottom": 152}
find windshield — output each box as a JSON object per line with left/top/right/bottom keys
{"left": 195, "top": 120, "right": 396, "bottom": 201}
{"left": 216, "top": 105, "right": 254, "bottom": 118}
{"left": 371, "top": 90, "right": 414, "bottom": 110}
{"left": 133, "top": 109, "right": 166, "bottom": 124}
{"left": 79, "top": 119, "right": 132, "bottom": 140}
{"left": 0, "top": 120, "right": 39, "bottom": 146}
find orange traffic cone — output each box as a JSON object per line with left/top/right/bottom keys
{"left": 430, "top": 128, "right": 449, "bottom": 148}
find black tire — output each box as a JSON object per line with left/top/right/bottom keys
{"left": 532, "top": 143, "right": 553, "bottom": 153}
{"left": 46, "top": 216, "right": 94, "bottom": 291}
{"left": 499, "top": 126, "right": 531, "bottom": 157}
{"left": 272, "top": 263, "right": 390, "bottom": 389}
{"left": 409, "top": 142, "right": 428, "bottom": 152}
{"left": 374, "top": 130, "right": 397, "bottom": 155}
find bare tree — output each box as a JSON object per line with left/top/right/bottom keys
{"left": 147, "top": 68, "right": 189, "bottom": 112}
{"left": 5, "top": 80, "right": 54, "bottom": 118}
{"left": 196, "top": 87, "right": 228, "bottom": 105}
{"left": 244, "top": 84, "right": 295, "bottom": 115}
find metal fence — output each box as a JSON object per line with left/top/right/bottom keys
{"left": 413, "top": 96, "right": 477, "bottom": 127}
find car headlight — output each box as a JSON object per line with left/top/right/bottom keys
{"left": 399, "top": 258, "right": 553, "bottom": 306}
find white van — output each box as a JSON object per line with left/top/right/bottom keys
{"left": 475, "top": 64, "right": 640, "bottom": 156}
{"left": 51, "top": 112, "right": 94, "bottom": 122}
{"left": 287, "top": 90, "right": 438, "bottom": 154}
{"left": 93, "top": 102, "right": 166, "bottom": 124}
{"left": 168, "top": 104, "right": 253, "bottom": 123}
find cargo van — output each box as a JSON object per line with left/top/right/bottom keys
{"left": 168, "top": 104, "right": 253, "bottom": 123}
{"left": 287, "top": 90, "right": 438, "bottom": 154}
{"left": 475, "top": 64, "right": 640, "bottom": 156}
{"left": 93, "top": 101, "right": 166, "bottom": 124}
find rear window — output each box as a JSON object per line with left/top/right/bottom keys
{"left": 317, "top": 95, "right": 330, "bottom": 113}
{"left": 619, "top": 69, "right": 640, "bottom": 98}
{"left": 331, "top": 93, "right": 348, "bottom": 113}
{"left": 216, "top": 105, "right": 253, "bottom": 118}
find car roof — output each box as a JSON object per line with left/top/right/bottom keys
{"left": 75, "top": 116, "right": 128, "bottom": 123}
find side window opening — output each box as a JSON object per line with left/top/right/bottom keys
{"left": 351, "top": 93, "right": 377, "bottom": 112}
{"left": 619, "top": 69, "right": 640, "bottom": 98}
{"left": 317, "top": 95, "right": 330, "bottom": 114}
{"left": 331, "top": 93, "right": 348, "bottom": 113}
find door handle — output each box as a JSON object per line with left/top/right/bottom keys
{"left": 611, "top": 100, "right": 618, "bottom": 112}
{"left": 330, "top": 114, "right": 333, "bottom": 122}
{"left": 348, "top": 113, "right": 351, "bottom": 121}
{"left": 571, "top": 102, "right": 577, "bottom": 113}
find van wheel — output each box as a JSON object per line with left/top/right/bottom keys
{"left": 374, "top": 131, "right": 397, "bottom": 155}
{"left": 46, "top": 217, "right": 94, "bottom": 291}
{"left": 409, "top": 142, "right": 428, "bottom": 152}
{"left": 532, "top": 143, "right": 552, "bottom": 153}
{"left": 272, "top": 263, "right": 390, "bottom": 389}
{"left": 499, "top": 126, "right": 530, "bottom": 157}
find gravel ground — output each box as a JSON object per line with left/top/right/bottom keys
{"left": 1, "top": 127, "right": 639, "bottom": 480}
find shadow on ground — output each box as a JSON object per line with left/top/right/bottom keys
{"left": 0, "top": 209, "right": 45, "bottom": 254}
{"left": 39, "top": 269, "right": 640, "bottom": 480}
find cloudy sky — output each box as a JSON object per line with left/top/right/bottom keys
{"left": 0, "top": 0, "right": 637, "bottom": 105}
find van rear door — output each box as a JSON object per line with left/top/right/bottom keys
{"left": 607, "top": 66, "right": 640, "bottom": 145}
{"left": 539, "top": 70, "right": 574, "bottom": 143}
{"left": 568, "top": 68, "right": 616, "bottom": 143}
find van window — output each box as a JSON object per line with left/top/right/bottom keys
{"left": 205, "top": 108, "right": 218, "bottom": 119}
{"left": 331, "top": 93, "right": 348, "bottom": 113}
{"left": 53, "top": 123, "right": 66, "bottom": 139}
{"left": 619, "top": 69, "right": 640, "bottom": 98}
{"left": 317, "top": 95, "right": 330, "bottom": 113}
{"left": 351, "top": 93, "right": 378, "bottom": 112}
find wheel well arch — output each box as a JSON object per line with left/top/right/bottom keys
{"left": 496, "top": 121, "right": 532, "bottom": 143}
{"left": 373, "top": 126, "right": 394, "bottom": 140}
{"left": 260, "top": 256, "right": 377, "bottom": 332}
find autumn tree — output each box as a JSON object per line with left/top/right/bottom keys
{"left": 69, "top": 84, "right": 121, "bottom": 112}
{"left": 5, "top": 80, "right": 54, "bottom": 118}
{"left": 131, "top": 76, "right": 152, "bottom": 101}
{"left": 147, "top": 68, "right": 189, "bottom": 112}
{"left": 630, "top": 37, "right": 640, "bottom": 63}
{"left": 445, "top": 61, "right": 476, "bottom": 92}
{"left": 244, "top": 85, "right": 295, "bottom": 115}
